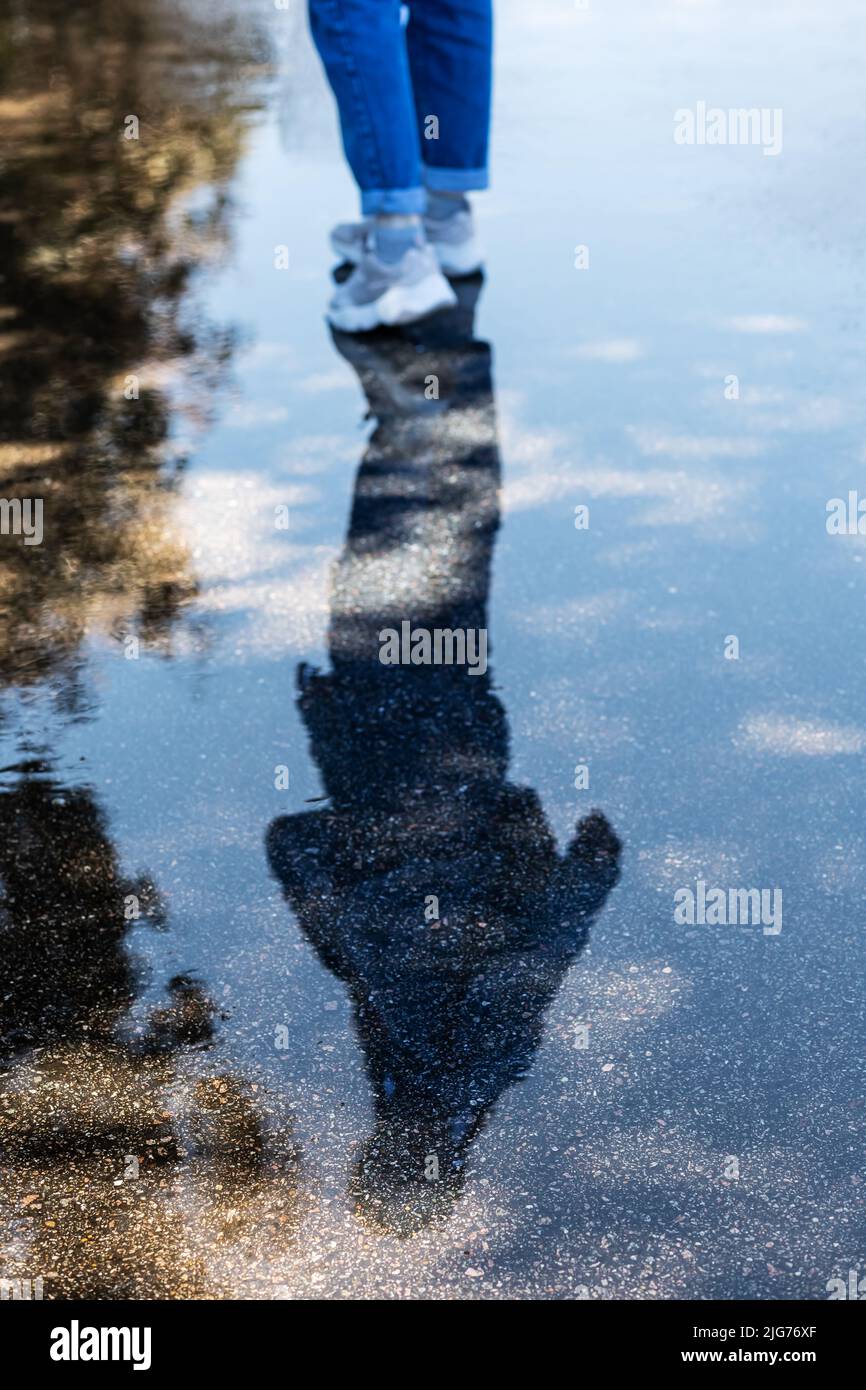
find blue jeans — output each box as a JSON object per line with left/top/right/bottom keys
{"left": 308, "top": 0, "right": 493, "bottom": 215}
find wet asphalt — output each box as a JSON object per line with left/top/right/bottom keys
{"left": 0, "top": 0, "right": 863, "bottom": 1299}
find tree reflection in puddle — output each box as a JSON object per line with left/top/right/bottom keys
{"left": 0, "top": 0, "right": 303, "bottom": 1301}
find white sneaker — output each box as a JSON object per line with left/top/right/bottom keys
{"left": 331, "top": 209, "right": 483, "bottom": 279}
{"left": 327, "top": 242, "right": 457, "bottom": 333}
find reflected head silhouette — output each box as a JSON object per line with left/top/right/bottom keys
{"left": 267, "top": 279, "right": 621, "bottom": 1235}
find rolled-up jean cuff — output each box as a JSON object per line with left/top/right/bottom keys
{"left": 360, "top": 186, "right": 427, "bottom": 215}
{"left": 423, "top": 165, "right": 489, "bottom": 192}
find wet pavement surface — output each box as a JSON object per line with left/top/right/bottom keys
{"left": 0, "top": 0, "right": 864, "bottom": 1300}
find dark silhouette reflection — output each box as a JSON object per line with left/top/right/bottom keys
{"left": 0, "top": 765, "right": 301, "bottom": 1298}
{"left": 0, "top": 0, "right": 268, "bottom": 700}
{"left": 267, "top": 280, "right": 621, "bottom": 1236}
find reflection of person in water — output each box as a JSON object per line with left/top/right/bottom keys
{"left": 267, "top": 278, "right": 622, "bottom": 1236}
